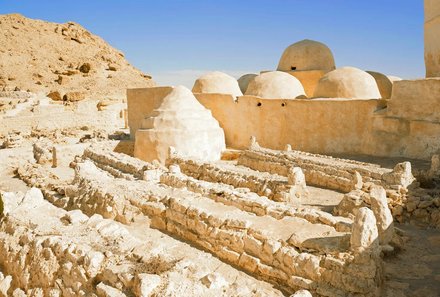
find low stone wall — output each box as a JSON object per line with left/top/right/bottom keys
{"left": 237, "top": 144, "right": 414, "bottom": 194}
{"left": 16, "top": 159, "right": 383, "bottom": 296}
{"left": 167, "top": 155, "right": 295, "bottom": 202}
{"left": 82, "top": 144, "right": 163, "bottom": 180}
{"left": 0, "top": 188, "right": 163, "bottom": 296}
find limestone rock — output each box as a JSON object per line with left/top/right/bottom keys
{"left": 291, "top": 290, "right": 313, "bottom": 297}
{"left": 287, "top": 167, "right": 308, "bottom": 199}
{"left": 63, "top": 91, "right": 85, "bottom": 102}
{"left": 96, "top": 282, "right": 126, "bottom": 297}
{"left": 369, "top": 185, "right": 394, "bottom": 245}
{"left": 200, "top": 273, "right": 228, "bottom": 289}
{"left": 0, "top": 14, "right": 154, "bottom": 99}
{"left": 334, "top": 190, "right": 366, "bottom": 218}
{"left": 134, "top": 86, "right": 226, "bottom": 164}
{"left": 0, "top": 275, "right": 12, "bottom": 297}
{"left": 192, "top": 71, "right": 243, "bottom": 97}
{"left": 382, "top": 162, "right": 415, "bottom": 188}
{"left": 245, "top": 71, "right": 306, "bottom": 99}
{"left": 350, "top": 207, "right": 379, "bottom": 253}
{"left": 47, "top": 91, "right": 62, "bottom": 101}
{"left": 135, "top": 273, "right": 161, "bottom": 297}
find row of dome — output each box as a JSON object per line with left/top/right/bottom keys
{"left": 191, "top": 40, "right": 401, "bottom": 100}
{"left": 192, "top": 68, "right": 398, "bottom": 99}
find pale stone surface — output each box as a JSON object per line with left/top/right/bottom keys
{"left": 291, "top": 289, "right": 313, "bottom": 297}
{"left": 136, "top": 274, "right": 161, "bottom": 297}
{"left": 192, "top": 71, "right": 243, "bottom": 97}
{"left": 351, "top": 207, "right": 379, "bottom": 252}
{"left": 314, "top": 67, "right": 381, "bottom": 99}
{"left": 370, "top": 185, "right": 394, "bottom": 245}
{"left": 134, "top": 86, "right": 225, "bottom": 163}
{"left": 237, "top": 73, "right": 257, "bottom": 94}
{"left": 277, "top": 39, "right": 336, "bottom": 72}
{"left": 245, "top": 71, "right": 306, "bottom": 99}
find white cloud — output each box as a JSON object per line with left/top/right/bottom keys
{"left": 151, "top": 69, "right": 260, "bottom": 88}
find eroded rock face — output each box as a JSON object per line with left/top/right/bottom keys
{"left": 134, "top": 86, "right": 226, "bottom": 164}
{"left": 0, "top": 13, "right": 154, "bottom": 99}
{"left": 370, "top": 185, "right": 394, "bottom": 245}
{"left": 350, "top": 207, "right": 379, "bottom": 253}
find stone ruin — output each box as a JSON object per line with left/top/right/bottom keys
{"left": 0, "top": 1, "right": 440, "bottom": 296}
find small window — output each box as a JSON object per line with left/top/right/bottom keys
{"left": 257, "top": 102, "right": 262, "bottom": 107}
{"left": 291, "top": 66, "right": 297, "bottom": 70}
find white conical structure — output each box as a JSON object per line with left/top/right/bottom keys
{"left": 134, "top": 85, "right": 226, "bottom": 163}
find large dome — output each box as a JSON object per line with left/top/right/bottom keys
{"left": 134, "top": 86, "right": 225, "bottom": 163}
{"left": 245, "top": 71, "right": 306, "bottom": 99}
{"left": 313, "top": 67, "right": 381, "bottom": 99}
{"left": 237, "top": 73, "right": 257, "bottom": 94}
{"left": 277, "top": 39, "right": 336, "bottom": 72}
{"left": 192, "top": 71, "right": 243, "bottom": 97}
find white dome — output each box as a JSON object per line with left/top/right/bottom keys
{"left": 134, "top": 85, "right": 225, "bottom": 163}
{"left": 245, "top": 71, "right": 306, "bottom": 99}
{"left": 192, "top": 71, "right": 243, "bottom": 97}
{"left": 313, "top": 67, "right": 381, "bottom": 99}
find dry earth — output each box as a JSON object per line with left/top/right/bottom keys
{"left": 0, "top": 14, "right": 154, "bottom": 100}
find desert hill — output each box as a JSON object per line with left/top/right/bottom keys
{"left": 0, "top": 13, "right": 155, "bottom": 100}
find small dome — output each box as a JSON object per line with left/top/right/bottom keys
{"left": 366, "top": 71, "right": 393, "bottom": 99}
{"left": 277, "top": 39, "right": 336, "bottom": 72}
{"left": 192, "top": 71, "right": 243, "bottom": 97}
{"left": 313, "top": 67, "right": 381, "bottom": 99}
{"left": 134, "top": 85, "right": 225, "bottom": 163}
{"left": 245, "top": 71, "right": 306, "bottom": 99}
{"left": 237, "top": 73, "right": 257, "bottom": 94}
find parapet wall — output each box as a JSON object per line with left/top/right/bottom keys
{"left": 128, "top": 79, "right": 440, "bottom": 161}
{"left": 196, "top": 93, "right": 381, "bottom": 154}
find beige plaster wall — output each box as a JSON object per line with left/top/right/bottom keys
{"left": 425, "top": 0, "right": 440, "bottom": 77}
{"left": 372, "top": 78, "right": 440, "bottom": 159}
{"left": 285, "top": 70, "right": 326, "bottom": 98}
{"left": 195, "top": 93, "right": 380, "bottom": 155}
{"left": 387, "top": 78, "right": 440, "bottom": 122}
{"left": 126, "top": 87, "right": 173, "bottom": 139}
{"left": 127, "top": 79, "right": 440, "bottom": 161}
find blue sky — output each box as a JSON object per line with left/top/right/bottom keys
{"left": 1, "top": 0, "right": 425, "bottom": 87}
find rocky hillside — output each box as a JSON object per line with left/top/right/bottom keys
{"left": 0, "top": 14, "right": 155, "bottom": 100}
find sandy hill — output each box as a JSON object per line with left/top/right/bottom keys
{"left": 0, "top": 13, "right": 155, "bottom": 100}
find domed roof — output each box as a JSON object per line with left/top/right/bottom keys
{"left": 245, "top": 71, "right": 306, "bottom": 99}
{"left": 192, "top": 71, "right": 243, "bottom": 97}
{"left": 387, "top": 75, "right": 402, "bottom": 83}
{"left": 313, "top": 67, "right": 381, "bottom": 99}
{"left": 277, "top": 39, "right": 336, "bottom": 72}
{"left": 134, "top": 85, "right": 225, "bottom": 163}
{"left": 366, "top": 71, "right": 393, "bottom": 99}
{"left": 237, "top": 73, "right": 257, "bottom": 94}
